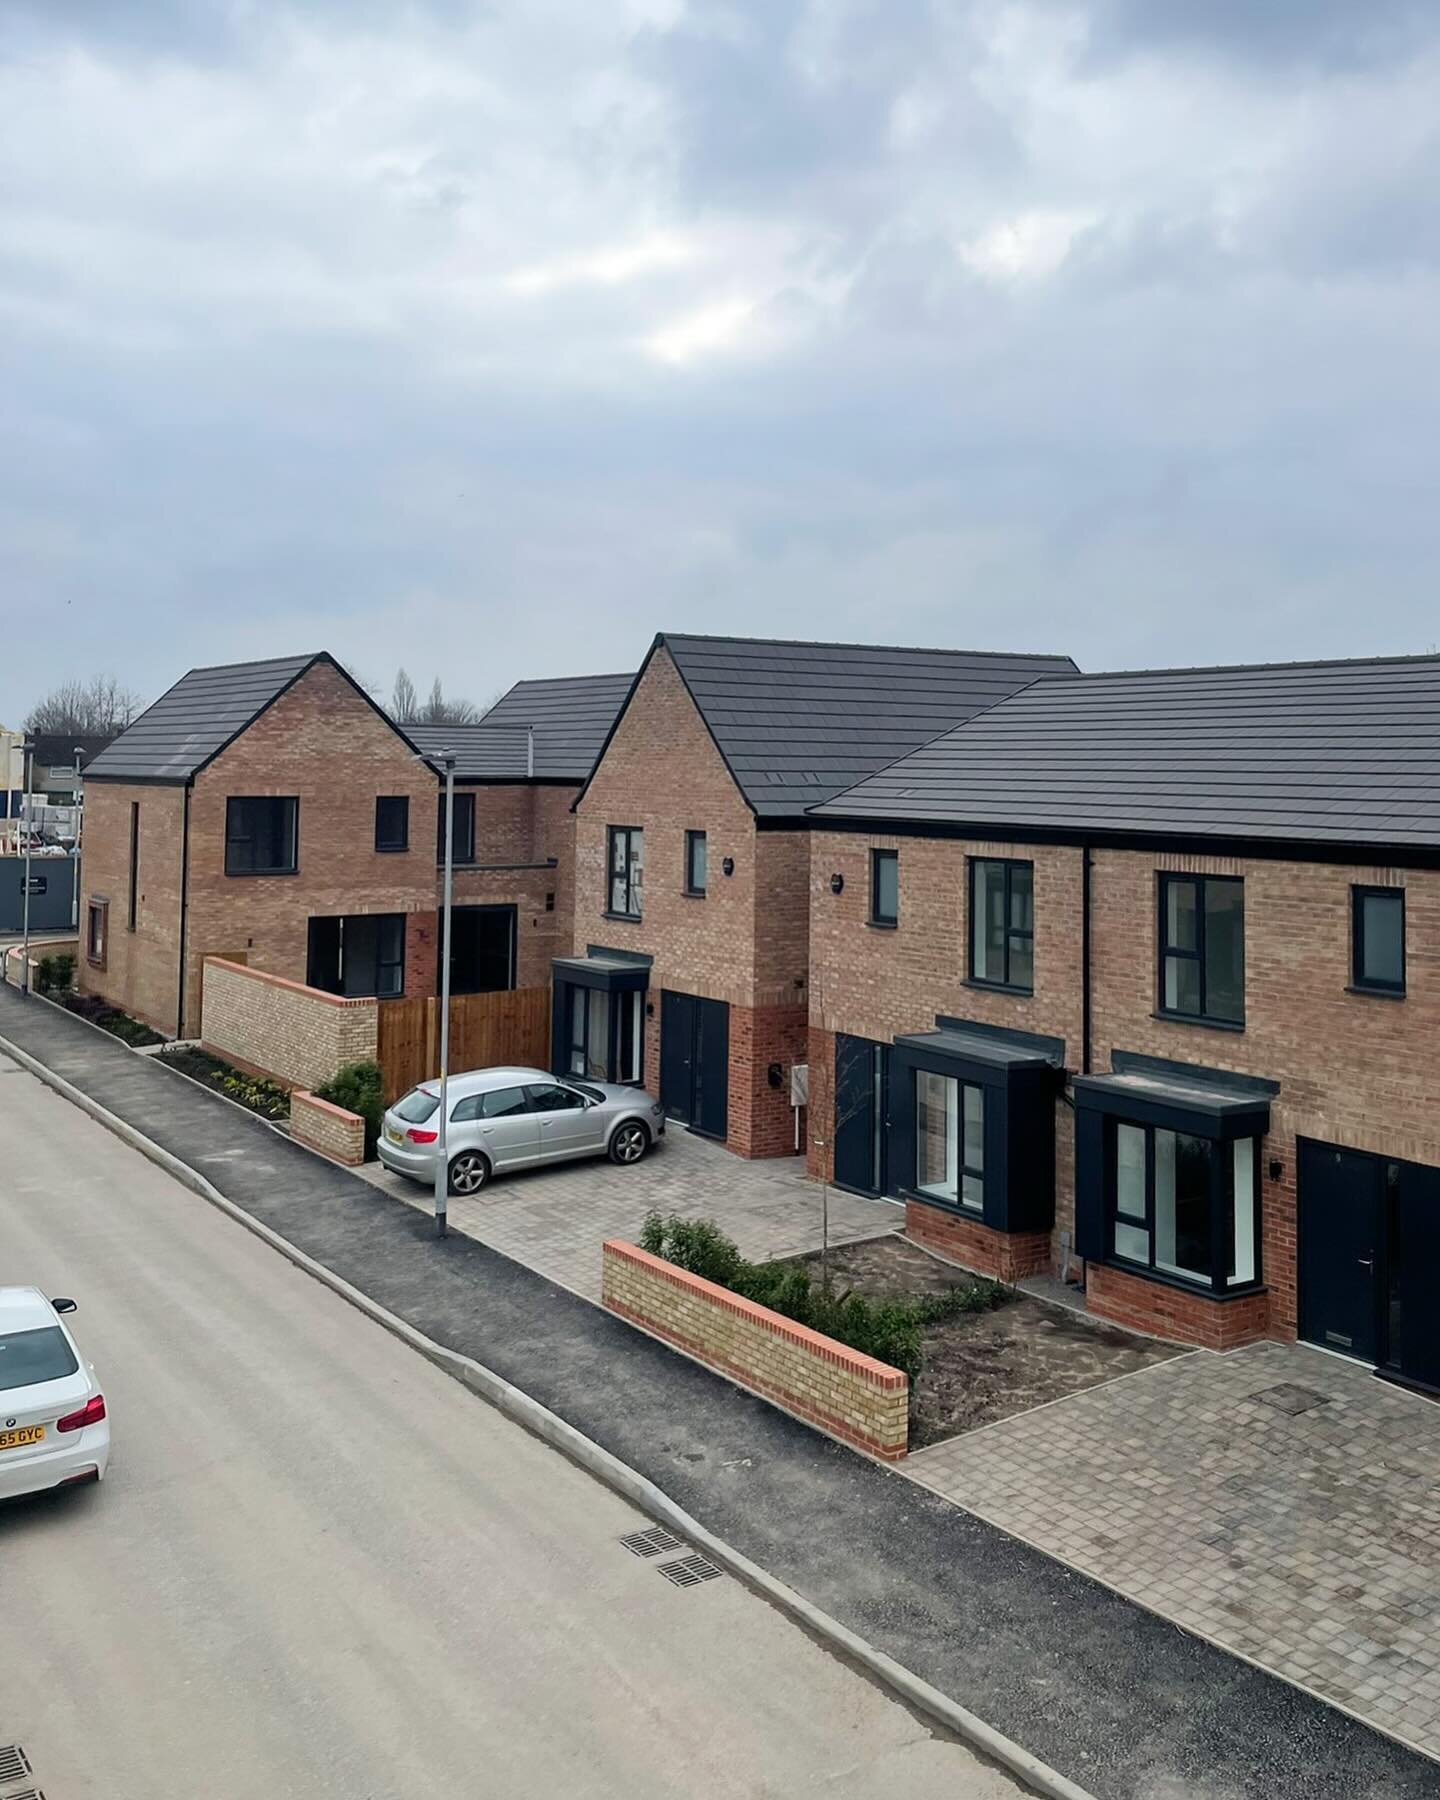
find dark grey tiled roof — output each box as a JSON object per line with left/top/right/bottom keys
{"left": 84, "top": 654, "right": 321, "bottom": 782}
{"left": 464, "top": 672, "right": 633, "bottom": 780}
{"left": 660, "top": 635, "right": 1079, "bottom": 815}
{"left": 31, "top": 734, "right": 116, "bottom": 772}
{"left": 405, "top": 724, "right": 533, "bottom": 780}
{"left": 812, "top": 654, "right": 1440, "bottom": 849}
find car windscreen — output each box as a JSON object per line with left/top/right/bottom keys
{"left": 572, "top": 1082, "right": 605, "bottom": 1103}
{"left": 0, "top": 1326, "right": 79, "bottom": 1392}
{"left": 395, "top": 1089, "right": 441, "bottom": 1123}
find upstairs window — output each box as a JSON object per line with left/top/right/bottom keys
{"left": 684, "top": 830, "right": 707, "bottom": 897}
{"left": 969, "top": 858, "right": 1033, "bottom": 992}
{"left": 225, "top": 797, "right": 298, "bottom": 876}
{"left": 437, "top": 791, "right": 475, "bottom": 865}
{"left": 1158, "top": 874, "right": 1244, "bottom": 1026}
{"left": 127, "top": 801, "right": 140, "bottom": 930}
{"left": 375, "top": 795, "right": 409, "bottom": 853}
{"left": 608, "top": 826, "right": 644, "bottom": 918}
{"left": 870, "top": 849, "right": 898, "bottom": 927}
{"left": 1352, "top": 887, "right": 1405, "bottom": 995}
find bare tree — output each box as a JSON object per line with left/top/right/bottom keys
{"left": 390, "top": 668, "right": 418, "bottom": 721}
{"left": 25, "top": 674, "right": 141, "bottom": 736}
{"left": 419, "top": 676, "right": 480, "bottom": 725}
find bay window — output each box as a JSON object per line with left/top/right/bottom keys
{"left": 1107, "top": 1118, "right": 1258, "bottom": 1291}
{"left": 915, "top": 1070, "right": 985, "bottom": 1213}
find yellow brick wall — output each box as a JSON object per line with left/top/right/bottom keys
{"left": 291, "top": 1090, "right": 366, "bottom": 1165}
{"left": 601, "top": 1240, "right": 909, "bottom": 1459}
{"left": 200, "top": 957, "right": 378, "bottom": 1092}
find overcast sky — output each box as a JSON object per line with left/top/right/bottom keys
{"left": 3, "top": 0, "right": 1439, "bottom": 725}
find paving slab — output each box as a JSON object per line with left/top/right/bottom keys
{"left": 1, "top": 983, "right": 1436, "bottom": 1800}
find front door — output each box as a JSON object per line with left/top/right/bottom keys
{"left": 1298, "top": 1139, "right": 1382, "bottom": 1363}
{"left": 660, "top": 990, "right": 729, "bottom": 1139}
{"left": 833, "top": 1034, "right": 888, "bottom": 1196}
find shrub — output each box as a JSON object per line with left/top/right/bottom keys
{"left": 315, "top": 1059, "right": 385, "bottom": 1156}
{"left": 36, "top": 952, "right": 75, "bottom": 995}
{"left": 218, "top": 1071, "right": 290, "bottom": 1119}
{"left": 637, "top": 1214, "right": 1009, "bottom": 1382}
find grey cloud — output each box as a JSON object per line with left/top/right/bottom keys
{"left": 1072, "top": 0, "right": 1438, "bottom": 72}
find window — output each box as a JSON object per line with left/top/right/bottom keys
{"left": 127, "top": 801, "right": 140, "bottom": 930}
{"left": 452, "top": 1085, "right": 530, "bottom": 1122}
{"left": 608, "top": 826, "right": 643, "bottom": 918}
{"left": 306, "top": 913, "right": 405, "bottom": 998}
{"left": 437, "top": 791, "right": 475, "bottom": 865}
{"left": 914, "top": 1070, "right": 984, "bottom": 1212}
{"left": 225, "top": 796, "right": 298, "bottom": 876}
{"left": 0, "top": 1326, "right": 79, "bottom": 1392}
{"left": 1107, "top": 1120, "right": 1258, "bottom": 1290}
{"left": 685, "top": 830, "right": 707, "bottom": 896}
{"left": 86, "top": 899, "right": 108, "bottom": 969}
{"left": 395, "top": 1088, "right": 440, "bottom": 1124}
{"left": 375, "top": 795, "right": 409, "bottom": 853}
{"left": 1158, "top": 874, "right": 1244, "bottom": 1025}
{"left": 1353, "top": 887, "right": 1405, "bottom": 994}
{"left": 526, "top": 1082, "right": 588, "bottom": 1113}
{"left": 870, "top": 849, "right": 899, "bottom": 926}
{"left": 969, "top": 859, "right": 1033, "bottom": 991}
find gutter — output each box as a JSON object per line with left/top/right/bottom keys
{"left": 1081, "top": 842, "right": 1093, "bottom": 1076}
{"left": 176, "top": 783, "right": 192, "bottom": 1038}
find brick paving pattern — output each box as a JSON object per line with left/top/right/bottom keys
{"left": 359, "top": 1127, "right": 899, "bottom": 1299}
{"left": 908, "top": 1339, "right": 1440, "bottom": 1760}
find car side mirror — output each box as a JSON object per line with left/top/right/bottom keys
{"left": 52, "top": 1297, "right": 77, "bottom": 1314}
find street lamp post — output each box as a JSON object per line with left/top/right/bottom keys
{"left": 434, "top": 752, "right": 456, "bottom": 1238}
{"left": 20, "top": 737, "right": 34, "bottom": 995}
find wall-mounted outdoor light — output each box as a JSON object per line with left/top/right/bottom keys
{"left": 722, "top": 856, "right": 735, "bottom": 877}
{"left": 830, "top": 873, "right": 844, "bottom": 894}
{"left": 1268, "top": 1159, "right": 1284, "bottom": 1183}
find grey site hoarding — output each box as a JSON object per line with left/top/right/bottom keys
{"left": 0, "top": 855, "right": 78, "bottom": 932}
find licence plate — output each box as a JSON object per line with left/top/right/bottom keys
{"left": 0, "top": 1425, "right": 45, "bottom": 1450}
{"left": 385, "top": 1126, "right": 403, "bottom": 1145}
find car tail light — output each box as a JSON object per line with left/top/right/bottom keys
{"left": 56, "top": 1393, "right": 106, "bottom": 1433}
{"left": 406, "top": 1128, "right": 439, "bottom": 1144}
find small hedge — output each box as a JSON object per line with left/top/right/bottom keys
{"left": 638, "top": 1212, "right": 1010, "bottom": 1382}
{"left": 160, "top": 1045, "right": 290, "bottom": 1119}
{"left": 58, "top": 991, "right": 165, "bottom": 1047}
{"left": 315, "top": 1059, "right": 385, "bottom": 1157}
{"left": 36, "top": 952, "right": 75, "bottom": 995}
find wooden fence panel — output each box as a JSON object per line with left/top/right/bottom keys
{"left": 377, "top": 987, "right": 551, "bottom": 1103}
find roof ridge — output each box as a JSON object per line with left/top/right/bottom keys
{"left": 183, "top": 651, "right": 323, "bottom": 677}
{"left": 661, "top": 631, "right": 1078, "bottom": 666}
{"left": 504, "top": 670, "right": 634, "bottom": 687}
{"left": 1045, "top": 649, "right": 1440, "bottom": 685}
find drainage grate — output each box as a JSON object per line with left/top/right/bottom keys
{"left": 0, "top": 1747, "right": 33, "bottom": 1785}
{"left": 619, "top": 1525, "right": 685, "bottom": 1560}
{"left": 656, "top": 1553, "right": 724, "bottom": 1588}
{"left": 1253, "top": 1383, "right": 1332, "bottom": 1416}
{"left": 4, "top": 1789, "right": 43, "bottom": 1800}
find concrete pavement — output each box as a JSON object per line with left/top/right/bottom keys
{"left": 0, "top": 1050, "right": 1020, "bottom": 1800}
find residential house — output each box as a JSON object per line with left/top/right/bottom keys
{"left": 80, "top": 654, "right": 629, "bottom": 1038}
{"left": 805, "top": 654, "right": 1440, "bottom": 1383}
{"left": 565, "top": 633, "right": 1077, "bottom": 1156}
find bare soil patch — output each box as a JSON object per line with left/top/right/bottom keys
{"left": 796, "top": 1235, "right": 1185, "bottom": 1446}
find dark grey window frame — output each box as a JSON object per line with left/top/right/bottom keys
{"left": 375, "top": 794, "right": 409, "bottom": 854}
{"left": 968, "top": 857, "right": 1034, "bottom": 992}
{"left": 437, "top": 791, "right": 476, "bottom": 866}
{"left": 306, "top": 912, "right": 406, "bottom": 999}
{"left": 1157, "top": 873, "right": 1245, "bottom": 1028}
{"left": 870, "top": 849, "right": 898, "bottom": 928}
{"left": 86, "top": 897, "right": 109, "bottom": 970}
{"left": 684, "top": 829, "right": 707, "bottom": 897}
{"left": 1105, "top": 1115, "right": 1262, "bottom": 1295}
{"left": 127, "top": 800, "right": 140, "bottom": 930}
{"left": 224, "top": 796, "right": 299, "bottom": 877}
{"left": 1351, "top": 885, "right": 1405, "bottom": 996}
{"left": 607, "top": 825, "right": 643, "bottom": 920}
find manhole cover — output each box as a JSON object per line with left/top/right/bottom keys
{"left": 619, "top": 1526, "right": 684, "bottom": 1559}
{"left": 657, "top": 1554, "right": 724, "bottom": 1588}
{"left": 0, "top": 1746, "right": 33, "bottom": 1786}
{"left": 1252, "top": 1383, "right": 1332, "bottom": 1416}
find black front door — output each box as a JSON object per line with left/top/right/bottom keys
{"left": 660, "top": 990, "right": 729, "bottom": 1139}
{"left": 449, "top": 905, "right": 515, "bottom": 995}
{"left": 1298, "top": 1140, "right": 1383, "bottom": 1363}
{"left": 833, "top": 1033, "right": 888, "bottom": 1196}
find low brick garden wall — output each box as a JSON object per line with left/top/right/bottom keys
{"left": 601, "top": 1239, "right": 910, "bottom": 1460}
{"left": 290, "top": 1090, "right": 367, "bottom": 1166}
{"left": 201, "top": 957, "right": 378, "bottom": 1092}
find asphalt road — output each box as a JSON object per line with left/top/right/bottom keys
{"left": 0, "top": 1051, "right": 1022, "bottom": 1800}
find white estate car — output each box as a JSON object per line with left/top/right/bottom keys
{"left": 0, "top": 1288, "right": 109, "bottom": 1501}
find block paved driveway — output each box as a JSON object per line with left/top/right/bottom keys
{"left": 909, "top": 1338, "right": 1440, "bottom": 1762}
{"left": 358, "top": 1124, "right": 899, "bottom": 1300}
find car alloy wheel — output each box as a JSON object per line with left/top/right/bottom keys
{"left": 448, "top": 1151, "right": 490, "bottom": 1196}
{"left": 610, "top": 1122, "right": 649, "bottom": 1165}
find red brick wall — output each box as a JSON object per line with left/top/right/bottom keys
{"left": 1085, "top": 1264, "right": 1269, "bottom": 1350}
{"left": 576, "top": 648, "right": 808, "bottom": 1154}
{"left": 905, "top": 1205, "right": 1052, "bottom": 1282}
{"left": 182, "top": 661, "right": 441, "bottom": 1034}
{"left": 807, "top": 826, "right": 1440, "bottom": 1347}
{"left": 79, "top": 781, "right": 187, "bottom": 1033}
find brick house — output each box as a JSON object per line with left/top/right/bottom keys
{"left": 565, "top": 633, "right": 1076, "bottom": 1157}
{"left": 805, "top": 654, "right": 1440, "bottom": 1386}
{"left": 80, "top": 654, "right": 629, "bottom": 1038}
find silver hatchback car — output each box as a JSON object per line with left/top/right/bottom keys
{"left": 377, "top": 1066, "right": 665, "bottom": 1195}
